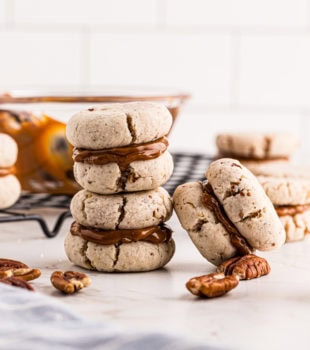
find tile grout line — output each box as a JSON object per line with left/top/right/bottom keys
{"left": 157, "top": 0, "right": 167, "bottom": 30}
{"left": 229, "top": 31, "right": 241, "bottom": 111}
{"left": 4, "top": 0, "right": 15, "bottom": 29}
{"left": 79, "top": 27, "right": 91, "bottom": 89}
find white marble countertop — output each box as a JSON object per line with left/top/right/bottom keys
{"left": 0, "top": 208, "right": 310, "bottom": 350}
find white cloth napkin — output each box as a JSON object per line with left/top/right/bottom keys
{"left": 0, "top": 283, "right": 218, "bottom": 350}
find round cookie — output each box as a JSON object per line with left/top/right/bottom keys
{"left": 173, "top": 182, "right": 236, "bottom": 265}
{"left": 248, "top": 163, "right": 310, "bottom": 179}
{"left": 0, "top": 133, "right": 18, "bottom": 167}
{"left": 206, "top": 158, "right": 285, "bottom": 250}
{"left": 258, "top": 175, "right": 310, "bottom": 242}
{"left": 73, "top": 151, "right": 173, "bottom": 194}
{"left": 173, "top": 158, "right": 285, "bottom": 266}
{"left": 66, "top": 102, "right": 173, "bottom": 149}
{"left": 0, "top": 175, "right": 21, "bottom": 209}
{"left": 258, "top": 176, "right": 310, "bottom": 206}
{"left": 71, "top": 187, "right": 173, "bottom": 229}
{"left": 216, "top": 132, "right": 299, "bottom": 159}
{"left": 64, "top": 233, "right": 175, "bottom": 272}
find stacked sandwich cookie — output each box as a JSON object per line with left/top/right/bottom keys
{"left": 65, "top": 102, "right": 175, "bottom": 272}
{"left": 0, "top": 133, "right": 21, "bottom": 209}
{"left": 173, "top": 158, "right": 285, "bottom": 266}
{"left": 216, "top": 132, "right": 299, "bottom": 173}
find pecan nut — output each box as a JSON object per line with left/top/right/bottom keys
{"left": 51, "top": 271, "right": 91, "bottom": 294}
{"left": 0, "top": 258, "right": 28, "bottom": 270}
{"left": 186, "top": 272, "right": 239, "bottom": 298}
{"left": 0, "top": 276, "right": 34, "bottom": 291}
{"left": 0, "top": 268, "right": 41, "bottom": 281}
{"left": 217, "top": 254, "right": 271, "bottom": 280}
{"left": 0, "top": 258, "right": 41, "bottom": 281}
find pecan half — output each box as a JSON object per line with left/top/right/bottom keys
{"left": 217, "top": 254, "right": 271, "bottom": 280}
{"left": 186, "top": 272, "right": 239, "bottom": 298}
{"left": 0, "top": 258, "right": 41, "bottom": 281}
{"left": 51, "top": 271, "right": 91, "bottom": 294}
{"left": 0, "top": 276, "right": 34, "bottom": 291}
{"left": 0, "top": 258, "right": 28, "bottom": 270}
{"left": 0, "top": 268, "right": 41, "bottom": 281}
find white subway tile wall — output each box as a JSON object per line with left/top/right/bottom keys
{"left": 90, "top": 33, "right": 231, "bottom": 105}
{"left": 0, "top": 0, "right": 310, "bottom": 158}
{"left": 165, "top": 0, "right": 308, "bottom": 28}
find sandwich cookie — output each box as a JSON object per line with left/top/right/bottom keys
{"left": 0, "top": 133, "right": 21, "bottom": 209}
{"left": 258, "top": 176, "right": 310, "bottom": 242}
{"left": 65, "top": 188, "right": 175, "bottom": 272}
{"left": 173, "top": 158, "right": 285, "bottom": 266}
{"left": 66, "top": 103, "right": 174, "bottom": 194}
{"left": 216, "top": 132, "right": 299, "bottom": 171}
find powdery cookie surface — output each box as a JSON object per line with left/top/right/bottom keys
{"left": 258, "top": 176, "right": 310, "bottom": 206}
{"left": 206, "top": 158, "right": 286, "bottom": 251}
{"left": 0, "top": 133, "right": 18, "bottom": 167}
{"left": 173, "top": 182, "right": 237, "bottom": 265}
{"left": 216, "top": 133, "right": 299, "bottom": 159}
{"left": 66, "top": 102, "right": 173, "bottom": 149}
{"left": 73, "top": 151, "right": 173, "bottom": 194}
{"left": 71, "top": 187, "right": 173, "bottom": 229}
{"left": 279, "top": 210, "right": 310, "bottom": 242}
{"left": 0, "top": 175, "right": 21, "bottom": 209}
{"left": 206, "top": 158, "right": 285, "bottom": 250}
{"left": 64, "top": 233, "right": 175, "bottom": 272}
{"left": 249, "top": 163, "right": 310, "bottom": 179}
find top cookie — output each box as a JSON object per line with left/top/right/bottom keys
{"left": 206, "top": 158, "right": 285, "bottom": 251}
{"left": 248, "top": 163, "right": 310, "bottom": 179}
{"left": 216, "top": 132, "right": 299, "bottom": 159}
{"left": 66, "top": 102, "right": 173, "bottom": 149}
{"left": 0, "top": 133, "right": 18, "bottom": 167}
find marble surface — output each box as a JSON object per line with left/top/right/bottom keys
{"left": 0, "top": 208, "right": 310, "bottom": 350}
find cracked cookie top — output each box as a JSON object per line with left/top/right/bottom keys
{"left": 206, "top": 158, "right": 286, "bottom": 251}
{"left": 216, "top": 132, "right": 299, "bottom": 160}
{"left": 66, "top": 102, "right": 172, "bottom": 149}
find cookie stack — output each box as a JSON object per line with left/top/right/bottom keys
{"left": 216, "top": 132, "right": 299, "bottom": 172}
{"left": 0, "top": 133, "right": 21, "bottom": 209}
{"left": 65, "top": 102, "right": 175, "bottom": 272}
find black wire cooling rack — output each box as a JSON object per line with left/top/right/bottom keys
{"left": 0, "top": 153, "right": 213, "bottom": 238}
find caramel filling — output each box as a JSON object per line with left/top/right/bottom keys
{"left": 70, "top": 221, "right": 172, "bottom": 245}
{"left": 0, "top": 166, "right": 15, "bottom": 177}
{"left": 217, "top": 153, "right": 288, "bottom": 162}
{"left": 73, "top": 137, "right": 169, "bottom": 170}
{"left": 200, "top": 181, "right": 254, "bottom": 256}
{"left": 275, "top": 204, "right": 310, "bottom": 217}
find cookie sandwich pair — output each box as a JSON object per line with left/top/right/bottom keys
{"left": 65, "top": 102, "right": 175, "bottom": 272}
{"left": 0, "top": 133, "right": 21, "bottom": 209}
{"left": 174, "top": 158, "right": 286, "bottom": 266}
{"left": 216, "top": 132, "right": 299, "bottom": 172}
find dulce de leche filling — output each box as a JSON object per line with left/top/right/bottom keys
{"left": 0, "top": 166, "right": 15, "bottom": 177}
{"left": 275, "top": 204, "right": 310, "bottom": 217}
{"left": 70, "top": 221, "right": 172, "bottom": 245}
{"left": 73, "top": 137, "right": 169, "bottom": 170}
{"left": 200, "top": 181, "right": 254, "bottom": 256}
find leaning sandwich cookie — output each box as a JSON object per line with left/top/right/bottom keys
{"left": 0, "top": 133, "right": 21, "bottom": 209}
{"left": 66, "top": 102, "right": 174, "bottom": 194}
{"left": 173, "top": 158, "right": 286, "bottom": 266}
